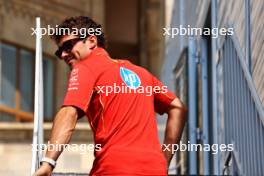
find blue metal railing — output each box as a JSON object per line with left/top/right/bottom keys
{"left": 172, "top": 33, "right": 264, "bottom": 175}
{"left": 187, "top": 36, "right": 198, "bottom": 175}
{"left": 218, "top": 34, "right": 264, "bottom": 175}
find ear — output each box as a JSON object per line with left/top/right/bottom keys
{"left": 86, "top": 35, "right": 97, "bottom": 49}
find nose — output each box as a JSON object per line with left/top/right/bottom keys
{"left": 61, "top": 51, "right": 69, "bottom": 58}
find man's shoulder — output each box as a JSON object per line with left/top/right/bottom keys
{"left": 120, "top": 60, "right": 154, "bottom": 82}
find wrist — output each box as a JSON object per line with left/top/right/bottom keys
{"left": 41, "top": 162, "right": 53, "bottom": 171}
{"left": 40, "top": 157, "right": 56, "bottom": 170}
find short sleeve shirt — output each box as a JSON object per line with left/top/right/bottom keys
{"left": 62, "top": 47, "right": 177, "bottom": 175}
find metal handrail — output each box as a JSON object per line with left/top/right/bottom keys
{"left": 230, "top": 34, "right": 264, "bottom": 125}
{"left": 220, "top": 34, "right": 264, "bottom": 175}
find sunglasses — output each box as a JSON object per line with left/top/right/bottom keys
{"left": 55, "top": 38, "right": 84, "bottom": 58}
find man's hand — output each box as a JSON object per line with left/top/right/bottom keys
{"left": 33, "top": 162, "right": 53, "bottom": 176}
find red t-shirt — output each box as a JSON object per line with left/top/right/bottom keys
{"left": 63, "top": 47, "right": 176, "bottom": 175}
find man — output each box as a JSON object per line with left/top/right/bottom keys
{"left": 34, "top": 16, "right": 187, "bottom": 176}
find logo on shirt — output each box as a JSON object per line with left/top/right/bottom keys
{"left": 120, "top": 67, "right": 141, "bottom": 89}
{"left": 68, "top": 68, "right": 79, "bottom": 90}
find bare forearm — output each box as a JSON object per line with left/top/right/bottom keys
{"left": 45, "top": 106, "right": 78, "bottom": 161}
{"left": 163, "top": 99, "right": 187, "bottom": 166}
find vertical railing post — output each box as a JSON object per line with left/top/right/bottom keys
{"left": 201, "top": 38, "right": 210, "bottom": 175}
{"left": 245, "top": 0, "right": 252, "bottom": 74}
{"left": 188, "top": 36, "right": 198, "bottom": 175}
{"left": 31, "top": 17, "right": 44, "bottom": 175}
{"left": 211, "top": 0, "right": 220, "bottom": 174}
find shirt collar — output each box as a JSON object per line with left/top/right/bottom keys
{"left": 88, "top": 47, "right": 109, "bottom": 59}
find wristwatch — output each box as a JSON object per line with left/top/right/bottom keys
{"left": 40, "top": 157, "right": 56, "bottom": 169}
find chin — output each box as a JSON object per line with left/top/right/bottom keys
{"left": 70, "top": 63, "right": 76, "bottom": 68}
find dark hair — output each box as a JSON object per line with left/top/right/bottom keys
{"left": 51, "top": 16, "right": 106, "bottom": 48}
